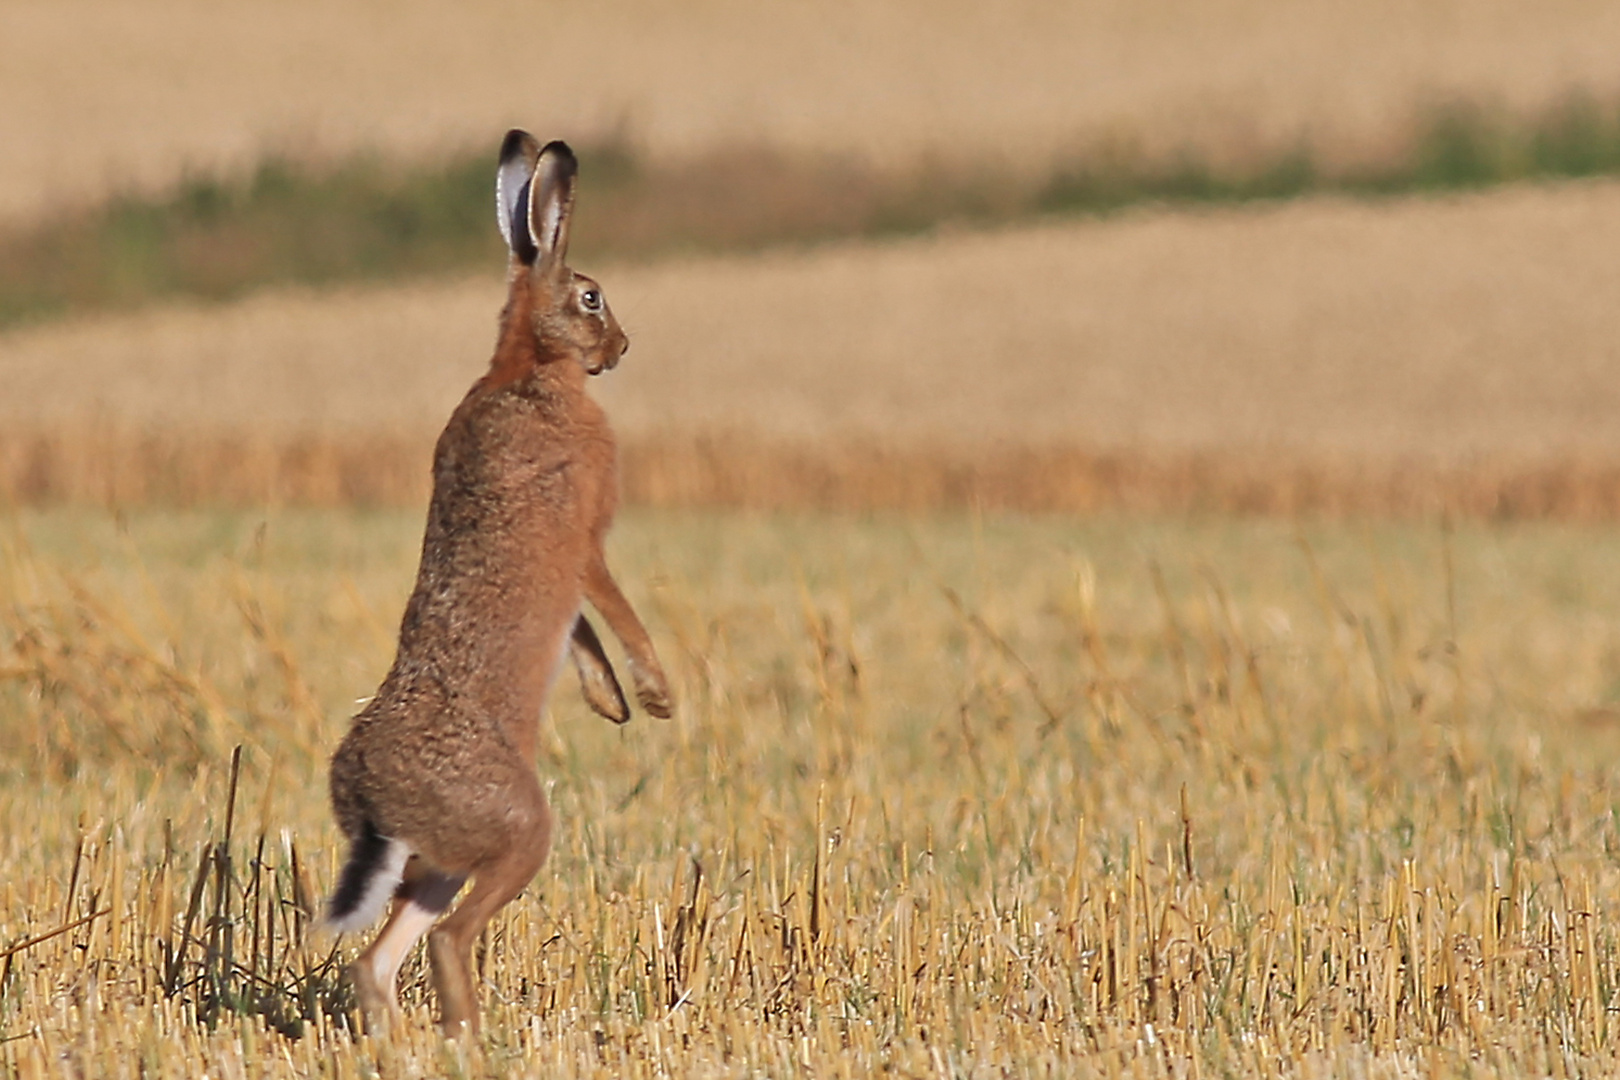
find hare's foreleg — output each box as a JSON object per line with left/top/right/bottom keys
{"left": 350, "top": 866, "right": 465, "bottom": 1032}
{"left": 426, "top": 777, "right": 552, "bottom": 1036}
{"left": 582, "top": 556, "right": 673, "bottom": 718}
{"left": 569, "top": 615, "right": 630, "bottom": 723}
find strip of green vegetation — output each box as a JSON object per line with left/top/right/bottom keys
{"left": 0, "top": 148, "right": 623, "bottom": 327}
{"left": 1038, "top": 93, "right": 1620, "bottom": 213}
{"left": 3, "top": 94, "right": 1620, "bottom": 329}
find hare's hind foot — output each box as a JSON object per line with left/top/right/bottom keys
{"left": 350, "top": 867, "right": 465, "bottom": 1035}
{"left": 428, "top": 799, "right": 553, "bottom": 1037}
{"left": 428, "top": 855, "right": 548, "bottom": 1037}
{"left": 350, "top": 954, "right": 403, "bottom": 1035}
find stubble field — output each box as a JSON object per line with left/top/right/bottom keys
{"left": 6, "top": 507, "right": 1620, "bottom": 1076}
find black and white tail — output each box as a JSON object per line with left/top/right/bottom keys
{"left": 323, "top": 821, "right": 411, "bottom": 933}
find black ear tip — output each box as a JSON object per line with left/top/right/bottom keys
{"left": 500, "top": 129, "right": 535, "bottom": 165}
{"left": 539, "top": 140, "right": 579, "bottom": 176}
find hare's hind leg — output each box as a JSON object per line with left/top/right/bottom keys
{"left": 351, "top": 865, "right": 465, "bottom": 1032}
{"left": 427, "top": 777, "right": 553, "bottom": 1036}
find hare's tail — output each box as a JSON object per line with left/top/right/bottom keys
{"left": 323, "top": 821, "right": 412, "bottom": 933}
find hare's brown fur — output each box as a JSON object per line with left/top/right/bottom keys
{"left": 326, "top": 134, "right": 670, "bottom": 1037}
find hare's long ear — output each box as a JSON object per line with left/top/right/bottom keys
{"left": 497, "top": 129, "right": 542, "bottom": 264}
{"left": 528, "top": 140, "right": 577, "bottom": 275}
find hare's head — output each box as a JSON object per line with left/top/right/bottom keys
{"left": 497, "top": 131, "right": 628, "bottom": 375}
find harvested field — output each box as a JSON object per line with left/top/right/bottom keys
{"left": 5, "top": 0, "right": 1620, "bottom": 222}
{"left": 6, "top": 505, "right": 1620, "bottom": 1076}
{"left": 6, "top": 182, "right": 1620, "bottom": 516}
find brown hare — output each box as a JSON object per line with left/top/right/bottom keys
{"left": 325, "top": 131, "right": 673, "bottom": 1037}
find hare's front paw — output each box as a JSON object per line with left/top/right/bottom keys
{"left": 577, "top": 658, "right": 630, "bottom": 724}
{"left": 634, "top": 667, "right": 674, "bottom": 719}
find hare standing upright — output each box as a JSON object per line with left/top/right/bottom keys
{"left": 325, "top": 132, "right": 673, "bottom": 1037}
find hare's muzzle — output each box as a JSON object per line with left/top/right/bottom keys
{"left": 588, "top": 334, "right": 629, "bottom": 376}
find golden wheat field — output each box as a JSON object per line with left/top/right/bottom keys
{"left": 13, "top": 180, "right": 1620, "bottom": 456}
{"left": 8, "top": 181, "right": 1620, "bottom": 514}
{"left": 5, "top": 0, "right": 1620, "bottom": 221}
{"left": 6, "top": 505, "right": 1620, "bottom": 1077}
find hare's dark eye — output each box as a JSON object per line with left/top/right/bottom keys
{"left": 580, "top": 288, "right": 603, "bottom": 312}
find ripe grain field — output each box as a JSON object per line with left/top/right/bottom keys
{"left": 5, "top": 506, "right": 1620, "bottom": 1077}
{"left": 6, "top": 0, "right": 1620, "bottom": 224}
{"left": 8, "top": 181, "right": 1620, "bottom": 516}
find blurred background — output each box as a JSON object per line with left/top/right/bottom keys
{"left": 5, "top": 0, "right": 1620, "bottom": 516}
